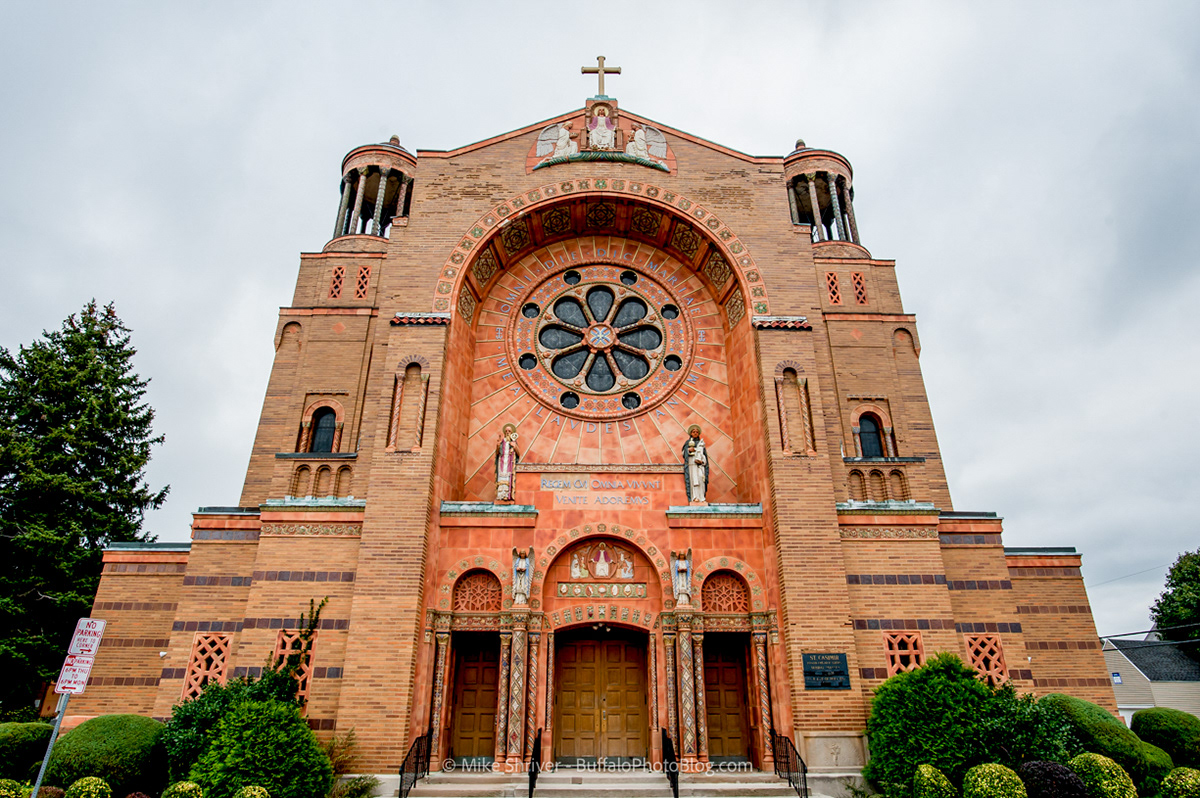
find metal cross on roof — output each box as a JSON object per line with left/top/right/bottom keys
{"left": 582, "top": 55, "right": 621, "bottom": 98}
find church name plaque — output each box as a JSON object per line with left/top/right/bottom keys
{"left": 803, "top": 653, "right": 851, "bottom": 690}
{"left": 542, "top": 473, "right": 662, "bottom": 506}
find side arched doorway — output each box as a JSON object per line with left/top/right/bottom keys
{"left": 701, "top": 572, "right": 755, "bottom": 764}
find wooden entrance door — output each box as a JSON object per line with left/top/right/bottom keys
{"left": 704, "top": 634, "right": 750, "bottom": 762}
{"left": 554, "top": 629, "right": 648, "bottom": 765}
{"left": 449, "top": 633, "right": 499, "bottom": 766}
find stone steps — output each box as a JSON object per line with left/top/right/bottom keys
{"left": 404, "top": 771, "right": 526, "bottom": 798}
{"left": 532, "top": 769, "right": 674, "bottom": 798}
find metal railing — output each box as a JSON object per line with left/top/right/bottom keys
{"left": 661, "top": 728, "right": 679, "bottom": 798}
{"left": 771, "top": 728, "right": 809, "bottom": 798}
{"left": 398, "top": 731, "right": 431, "bottom": 798}
{"left": 528, "top": 727, "right": 543, "bottom": 797}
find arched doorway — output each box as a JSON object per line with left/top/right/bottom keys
{"left": 554, "top": 625, "right": 649, "bottom": 767}
{"left": 701, "top": 572, "right": 753, "bottom": 764}
{"left": 445, "top": 570, "right": 503, "bottom": 768}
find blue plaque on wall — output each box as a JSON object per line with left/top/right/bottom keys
{"left": 803, "top": 652, "right": 851, "bottom": 690}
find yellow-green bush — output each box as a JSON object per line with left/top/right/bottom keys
{"left": 913, "top": 764, "right": 957, "bottom": 797}
{"left": 962, "top": 763, "right": 1026, "bottom": 797}
{"left": 1161, "top": 767, "right": 1200, "bottom": 798}
{"left": 63, "top": 778, "right": 112, "bottom": 798}
{"left": 1069, "top": 753, "right": 1136, "bottom": 798}
{"left": 0, "top": 779, "right": 25, "bottom": 798}
{"left": 161, "top": 782, "right": 204, "bottom": 798}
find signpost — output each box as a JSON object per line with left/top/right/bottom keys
{"left": 31, "top": 618, "right": 106, "bottom": 795}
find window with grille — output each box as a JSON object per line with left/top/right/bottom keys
{"left": 965, "top": 634, "right": 1007, "bottom": 686}
{"left": 825, "top": 272, "right": 842, "bottom": 304}
{"left": 310, "top": 408, "right": 337, "bottom": 453}
{"left": 851, "top": 272, "right": 868, "bottom": 305}
{"left": 329, "top": 265, "right": 345, "bottom": 299}
{"left": 355, "top": 264, "right": 371, "bottom": 299}
{"left": 859, "top": 414, "right": 885, "bottom": 458}
{"left": 884, "top": 632, "right": 924, "bottom": 676}
{"left": 275, "top": 630, "right": 316, "bottom": 707}
{"left": 182, "top": 633, "right": 231, "bottom": 700}
{"left": 701, "top": 572, "right": 750, "bottom": 613}
{"left": 453, "top": 571, "right": 502, "bottom": 612}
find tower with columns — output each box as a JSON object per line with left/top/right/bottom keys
{"left": 73, "top": 76, "right": 1116, "bottom": 791}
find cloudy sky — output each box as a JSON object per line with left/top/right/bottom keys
{"left": 2, "top": 1, "right": 1197, "bottom": 638}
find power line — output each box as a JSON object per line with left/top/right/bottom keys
{"left": 1088, "top": 562, "right": 1172, "bottom": 588}
{"left": 1101, "top": 621, "right": 1200, "bottom": 640}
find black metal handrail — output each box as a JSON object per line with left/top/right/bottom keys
{"left": 528, "top": 727, "right": 543, "bottom": 797}
{"left": 661, "top": 728, "right": 679, "bottom": 798}
{"left": 771, "top": 728, "right": 809, "bottom": 798}
{"left": 398, "top": 731, "right": 431, "bottom": 798}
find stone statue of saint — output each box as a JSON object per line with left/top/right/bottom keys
{"left": 494, "top": 424, "right": 519, "bottom": 502}
{"left": 587, "top": 106, "right": 616, "bottom": 150}
{"left": 670, "top": 548, "right": 693, "bottom": 606}
{"left": 570, "top": 551, "right": 583, "bottom": 579}
{"left": 512, "top": 546, "right": 533, "bottom": 606}
{"left": 682, "top": 424, "right": 709, "bottom": 503}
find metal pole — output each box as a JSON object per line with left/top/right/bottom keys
{"left": 31, "top": 693, "right": 69, "bottom": 795}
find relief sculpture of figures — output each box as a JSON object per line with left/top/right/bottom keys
{"left": 671, "top": 548, "right": 693, "bottom": 606}
{"left": 512, "top": 546, "right": 533, "bottom": 606}
{"left": 495, "top": 423, "right": 519, "bottom": 502}
{"left": 586, "top": 105, "right": 617, "bottom": 150}
{"left": 536, "top": 122, "right": 579, "bottom": 163}
{"left": 626, "top": 123, "right": 668, "bottom": 165}
{"left": 683, "top": 424, "right": 709, "bottom": 503}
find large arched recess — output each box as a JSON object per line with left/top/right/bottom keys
{"left": 431, "top": 179, "right": 773, "bottom": 505}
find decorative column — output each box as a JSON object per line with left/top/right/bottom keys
{"left": 370, "top": 167, "right": 391, "bottom": 236}
{"left": 348, "top": 166, "right": 368, "bottom": 236}
{"left": 753, "top": 631, "right": 775, "bottom": 767}
{"left": 332, "top": 175, "right": 353, "bottom": 239}
{"left": 826, "top": 172, "right": 847, "bottom": 241}
{"left": 331, "top": 423, "right": 343, "bottom": 453}
{"left": 507, "top": 614, "right": 528, "bottom": 768}
{"left": 805, "top": 174, "right": 826, "bottom": 241}
{"left": 648, "top": 634, "right": 659, "bottom": 739}
{"left": 429, "top": 628, "right": 451, "bottom": 764}
{"left": 676, "top": 614, "right": 698, "bottom": 763}
{"left": 693, "top": 629, "right": 708, "bottom": 762}
{"left": 544, "top": 631, "right": 555, "bottom": 751}
{"left": 298, "top": 421, "right": 312, "bottom": 453}
{"left": 845, "top": 184, "right": 861, "bottom": 244}
{"left": 884, "top": 428, "right": 896, "bottom": 457}
{"left": 664, "top": 632, "right": 678, "bottom": 746}
{"left": 786, "top": 180, "right": 800, "bottom": 225}
{"left": 525, "top": 629, "right": 539, "bottom": 761}
{"left": 393, "top": 174, "right": 412, "bottom": 222}
{"left": 493, "top": 630, "right": 511, "bottom": 768}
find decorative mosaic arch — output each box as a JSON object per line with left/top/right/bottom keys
{"left": 693, "top": 556, "right": 767, "bottom": 611}
{"left": 534, "top": 521, "right": 673, "bottom": 609}
{"left": 435, "top": 558, "right": 508, "bottom": 611}
{"left": 432, "top": 177, "right": 772, "bottom": 318}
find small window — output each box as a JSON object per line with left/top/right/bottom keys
{"left": 1112, "top": 672, "right": 1123, "bottom": 685}
{"left": 355, "top": 264, "right": 371, "bottom": 299}
{"left": 329, "top": 265, "right": 345, "bottom": 299}
{"left": 859, "top": 414, "right": 884, "bottom": 458}
{"left": 851, "top": 272, "right": 868, "bottom": 305}
{"left": 310, "top": 408, "right": 337, "bottom": 453}
{"left": 825, "top": 272, "right": 842, "bottom": 305}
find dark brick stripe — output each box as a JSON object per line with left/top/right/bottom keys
{"left": 100, "top": 637, "right": 171, "bottom": 648}
{"left": 1008, "top": 669, "right": 1034, "bottom": 680}
{"left": 1016, "top": 604, "right": 1091, "bottom": 614}
{"left": 859, "top": 667, "right": 888, "bottom": 679}
{"left": 853, "top": 618, "right": 954, "bottom": 631}
{"left": 183, "top": 575, "right": 253, "bottom": 586}
{"left": 88, "top": 676, "right": 161, "bottom": 686}
{"left": 172, "top": 620, "right": 243, "bottom": 632}
{"left": 252, "top": 570, "right": 355, "bottom": 583}
{"left": 940, "top": 534, "right": 1003, "bottom": 545}
{"left": 1033, "top": 677, "right": 1110, "bottom": 688}
{"left": 232, "top": 666, "right": 344, "bottom": 679}
{"left": 161, "top": 668, "right": 186, "bottom": 679}
{"left": 1025, "top": 640, "right": 1100, "bottom": 651}
{"left": 1009, "top": 567, "right": 1081, "bottom": 577}
{"left": 847, "top": 574, "right": 946, "bottom": 586}
{"left": 947, "top": 579, "right": 1012, "bottom": 591}
{"left": 170, "top": 618, "right": 350, "bottom": 632}
{"left": 307, "top": 718, "right": 337, "bottom": 730}
{"left": 94, "top": 601, "right": 179, "bottom": 611}
{"left": 193, "top": 529, "right": 260, "bottom": 541}
{"left": 955, "top": 622, "right": 1022, "bottom": 633}
{"left": 103, "top": 562, "right": 187, "bottom": 574}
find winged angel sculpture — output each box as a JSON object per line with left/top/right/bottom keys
{"left": 536, "top": 123, "right": 579, "bottom": 162}
{"left": 626, "top": 123, "right": 668, "bottom": 166}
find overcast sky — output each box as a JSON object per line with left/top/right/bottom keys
{"left": 2, "top": 1, "right": 1197, "bottom": 639}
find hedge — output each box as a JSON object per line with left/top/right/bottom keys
{"left": 44, "top": 715, "right": 167, "bottom": 797}
{"left": 1161, "top": 767, "right": 1200, "bottom": 798}
{"left": 1069, "top": 753, "right": 1136, "bottom": 798}
{"left": 963, "top": 763, "right": 1026, "bottom": 797}
{"left": 1131, "top": 708, "right": 1200, "bottom": 770}
{"left": 0, "top": 721, "right": 54, "bottom": 780}
{"left": 1018, "top": 760, "right": 1088, "bottom": 798}
{"left": 1042, "top": 694, "right": 1172, "bottom": 795}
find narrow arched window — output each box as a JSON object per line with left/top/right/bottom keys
{"left": 310, "top": 408, "right": 337, "bottom": 453}
{"left": 860, "top": 414, "right": 884, "bottom": 458}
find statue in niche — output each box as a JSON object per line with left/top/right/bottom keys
{"left": 626, "top": 123, "right": 668, "bottom": 165}
{"left": 586, "top": 105, "right": 617, "bottom": 150}
{"left": 512, "top": 546, "right": 533, "bottom": 606}
{"left": 536, "top": 122, "right": 579, "bottom": 163}
{"left": 570, "top": 550, "right": 584, "bottom": 579}
{"left": 617, "top": 549, "right": 634, "bottom": 580}
{"left": 671, "top": 548, "right": 693, "bottom": 606}
{"left": 590, "top": 543, "right": 613, "bottom": 578}
{"left": 683, "top": 424, "right": 709, "bottom": 504}
{"left": 494, "top": 424, "right": 520, "bottom": 502}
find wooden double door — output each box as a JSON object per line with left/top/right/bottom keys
{"left": 554, "top": 628, "right": 649, "bottom": 765}
{"left": 704, "top": 633, "right": 751, "bottom": 762}
{"left": 449, "top": 633, "right": 500, "bottom": 766}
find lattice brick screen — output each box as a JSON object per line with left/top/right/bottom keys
{"left": 884, "top": 632, "right": 924, "bottom": 676}
{"left": 851, "top": 272, "right": 868, "bottom": 305}
{"left": 329, "top": 265, "right": 345, "bottom": 299}
{"left": 354, "top": 264, "right": 371, "bottom": 299}
{"left": 701, "top": 572, "right": 750, "bottom": 613}
{"left": 965, "top": 634, "right": 1007, "bottom": 686}
{"left": 182, "top": 633, "right": 231, "bottom": 700}
{"left": 274, "top": 630, "right": 316, "bottom": 706}
{"left": 825, "top": 272, "right": 842, "bottom": 305}
{"left": 453, "top": 571, "right": 502, "bottom": 612}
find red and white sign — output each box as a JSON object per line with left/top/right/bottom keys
{"left": 55, "top": 654, "right": 95, "bottom": 695}
{"left": 67, "top": 618, "right": 106, "bottom": 656}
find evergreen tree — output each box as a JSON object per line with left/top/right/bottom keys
{"left": 1151, "top": 548, "right": 1200, "bottom": 661}
{"left": 0, "top": 301, "right": 168, "bottom": 713}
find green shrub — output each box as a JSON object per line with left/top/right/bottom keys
{"left": 36, "top": 788, "right": 65, "bottom": 798}
{"left": 44, "top": 715, "right": 166, "bottom": 797}
{"left": 1131, "top": 708, "right": 1200, "bottom": 770}
{"left": 160, "top": 782, "right": 204, "bottom": 798}
{"left": 1018, "top": 760, "right": 1088, "bottom": 798}
{"left": 0, "top": 722, "right": 54, "bottom": 779}
{"left": 1069, "top": 753, "right": 1136, "bottom": 798}
{"left": 190, "top": 701, "right": 332, "bottom": 798}
{"left": 323, "top": 731, "right": 380, "bottom": 798}
{"left": 963, "top": 763, "right": 1026, "bottom": 797}
{"left": 64, "top": 778, "right": 112, "bottom": 798}
{"left": 1161, "top": 767, "right": 1200, "bottom": 798}
{"left": 1043, "top": 694, "right": 1172, "bottom": 795}
{"left": 329, "top": 778, "right": 380, "bottom": 798}
{"left": 125, "top": 793, "right": 152, "bottom": 798}
{"left": 913, "top": 764, "right": 957, "bottom": 797}
{"left": 231, "top": 789, "right": 269, "bottom": 798}
{"left": 0, "top": 779, "right": 24, "bottom": 798}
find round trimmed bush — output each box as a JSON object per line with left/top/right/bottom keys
{"left": 1162, "top": 767, "right": 1200, "bottom": 798}
{"left": 1069, "top": 753, "right": 1136, "bottom": 798}
{"left": 0, "top": 721, "right": 54, "bottom": 779}
{"left": 64, "top": 778, "right": 112, "bottom": 798}
{"left": 913, "top": 764, "right": 956, "bottom": 797}
{"left": 1018, "top": 760, "right": 1087, "bottom": 798}
{"left": 963, "top": 763, "right": 1027, "bottom": 797}
{"left": 1132, "top": 708, "right": 1200, "bottom": 770}
{"left": 232, "top": 789, "right": 269, "bottom": 798}
{"left": 36, "top": 788, "right": 65, "bottom": 798}
{"left": 1043, "top": 694, "right": 1172, "bottom": 795}
{"left": 161, "top": 783, "right": 204, "bottom": 798}
{"left": 0, "top": 779, "right": 24, "bottom": 798}
{"left": 44, "top": 715, "right": 166, "bottom": 797}
{"left": 190, "top": 701, "right": 332, "bottom": 798}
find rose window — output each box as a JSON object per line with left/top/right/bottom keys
{"left": 510, "top": 264, "right": 693, "bottom": 420}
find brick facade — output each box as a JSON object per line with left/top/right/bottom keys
{"left": 74, "top": 98, "right": 1115, "bottom": 776}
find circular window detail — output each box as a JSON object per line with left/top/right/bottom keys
{"left": 522, "top": 302, "right": 540, "bottom": 318}
{"left": 509, "top": 263, "right": 694, "bottom": 420}
{"left": 661, "top": 304, "right": 679, "bottom": 320}
{"left": 519, "top": 354, "right": 537, "bottom": 370}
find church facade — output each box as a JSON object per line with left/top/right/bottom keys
{"left": 74, "top": 70, "right": 1116, "bottom": 782}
